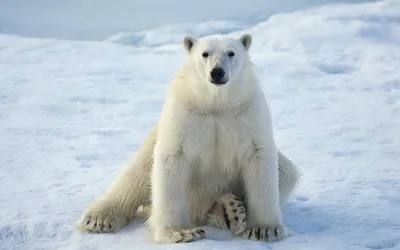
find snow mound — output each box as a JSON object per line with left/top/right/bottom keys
{"left": 105, "top": 20, "right": 249, "bottom": 47}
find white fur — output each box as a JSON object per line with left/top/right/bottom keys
{"left": 76, "top": 33, "right": 300, "bottom": 244}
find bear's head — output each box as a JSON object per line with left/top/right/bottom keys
{"left": 182, "top": 33, "right": 252, "bottom": 87}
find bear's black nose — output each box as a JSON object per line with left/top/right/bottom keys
{"left": 210, "top": 67, "right": 226, "bottom": 83}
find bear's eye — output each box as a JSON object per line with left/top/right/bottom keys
{"left": 202, "top": 52, "right": 209, "bottom": 58}
{"left": 228, "top": 51, "right": 235, "bottom": 57}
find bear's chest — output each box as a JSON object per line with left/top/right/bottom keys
{"left": 183, "top": 113, "right": 254, "bottom": 173}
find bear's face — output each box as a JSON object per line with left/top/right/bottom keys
{"left": 183, "top": 34, "right": 252, "bottom": 87}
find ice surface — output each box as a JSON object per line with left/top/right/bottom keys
{"left": 1, "top": 0, "right": 400, "bottom": 249}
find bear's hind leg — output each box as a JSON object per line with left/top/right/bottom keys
{"left": 76, "top": 127, "right": 156, "bottom": 233}
{"left": 207, "top": 193, "right": 247, "bottom": 235}
{"left": 278, "top": 150, "right": 301, "bottom": 207}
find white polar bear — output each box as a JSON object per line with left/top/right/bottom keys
{"left": 76, "top": 33, "right": 300, "bottom": 244}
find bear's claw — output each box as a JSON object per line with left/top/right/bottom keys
{"left": 242, "top": 225, "right": 288, "bottom": 242}
{"left": 159, "top": 227, "right": 206, "bottom": 243}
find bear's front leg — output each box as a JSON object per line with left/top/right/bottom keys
{"left": 148, "top": 149, "right": 206, "bottom": 243}
{"left": 241, "top": 146, "right": 288, "bottom": 242}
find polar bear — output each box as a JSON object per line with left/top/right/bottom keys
{"left": 76, "top": 33, "right": 300, "bottom": 244}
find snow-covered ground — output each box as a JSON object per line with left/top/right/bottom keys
{"left": 1, "top": 0, "right": 400, "bottom": 249}
{"left": 0, "top": 0, "right": 373, "bottom": 40}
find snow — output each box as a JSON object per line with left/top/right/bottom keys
{"left": 1, "top": 0, "right": 400, "bottom": 249}
{"left": 0, "top": 0, "right": 373, "bottom": 41}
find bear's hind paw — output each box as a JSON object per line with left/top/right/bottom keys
{"left": 220, "top": 194, "right": 247, "bottom": 235}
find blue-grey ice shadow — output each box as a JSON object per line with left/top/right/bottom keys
{"left": 283, "top": 199, "right": 334, "bottom": 235}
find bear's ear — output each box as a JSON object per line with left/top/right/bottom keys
{"left": 237, "top": 34, "right": 252, "bottom": 51}
{"left": 183, "top": 36, "right": 198, "bottom": 53}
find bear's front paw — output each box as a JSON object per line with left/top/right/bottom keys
{"left": 76, "top": 205, "right": 129, "bottom": 233}
{"left": 157, "top": 227, "right": 206, "bottom": 243}
{"left": 242, "top": 225, "right": 288, "bottom": 242}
